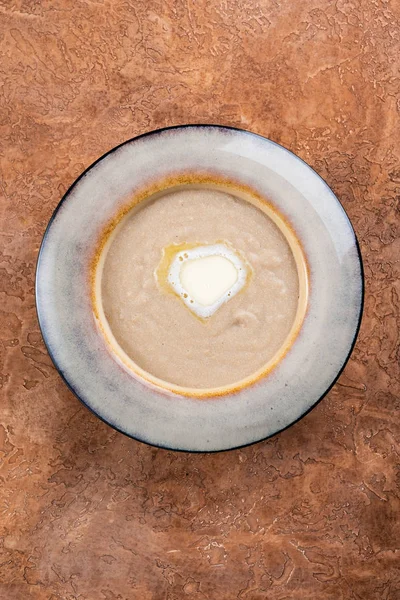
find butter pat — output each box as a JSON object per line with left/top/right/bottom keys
{"left": 167, "top": 244, "right": 248, "bottom": 318}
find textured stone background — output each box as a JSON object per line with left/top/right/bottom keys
{"left": 1, "top": 1, "right": 400, "bottom": 598}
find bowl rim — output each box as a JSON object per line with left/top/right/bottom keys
{"left": 35, "top": 123, "right": 364, "bottom": 453}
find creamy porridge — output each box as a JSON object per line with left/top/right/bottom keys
{"left": 98, "top": 186, "right": 304, "bottom": 390}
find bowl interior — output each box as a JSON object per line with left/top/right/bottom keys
{"left": 92, "top": 179, "right": 310, "bottom": 397}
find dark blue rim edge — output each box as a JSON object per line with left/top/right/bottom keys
{"left": 35, "top": 123, "right": 365, "bottom": 454}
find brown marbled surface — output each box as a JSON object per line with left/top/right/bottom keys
{"left": 1, "top": 1, "right": 399, "bottom": 598}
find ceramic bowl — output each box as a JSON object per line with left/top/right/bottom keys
{"left": 36, "top": 125, "right": 363, "bottom": 452}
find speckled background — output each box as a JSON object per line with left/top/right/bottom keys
{"left": 1, "top": 1, "right": 399, "bottom": 598}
